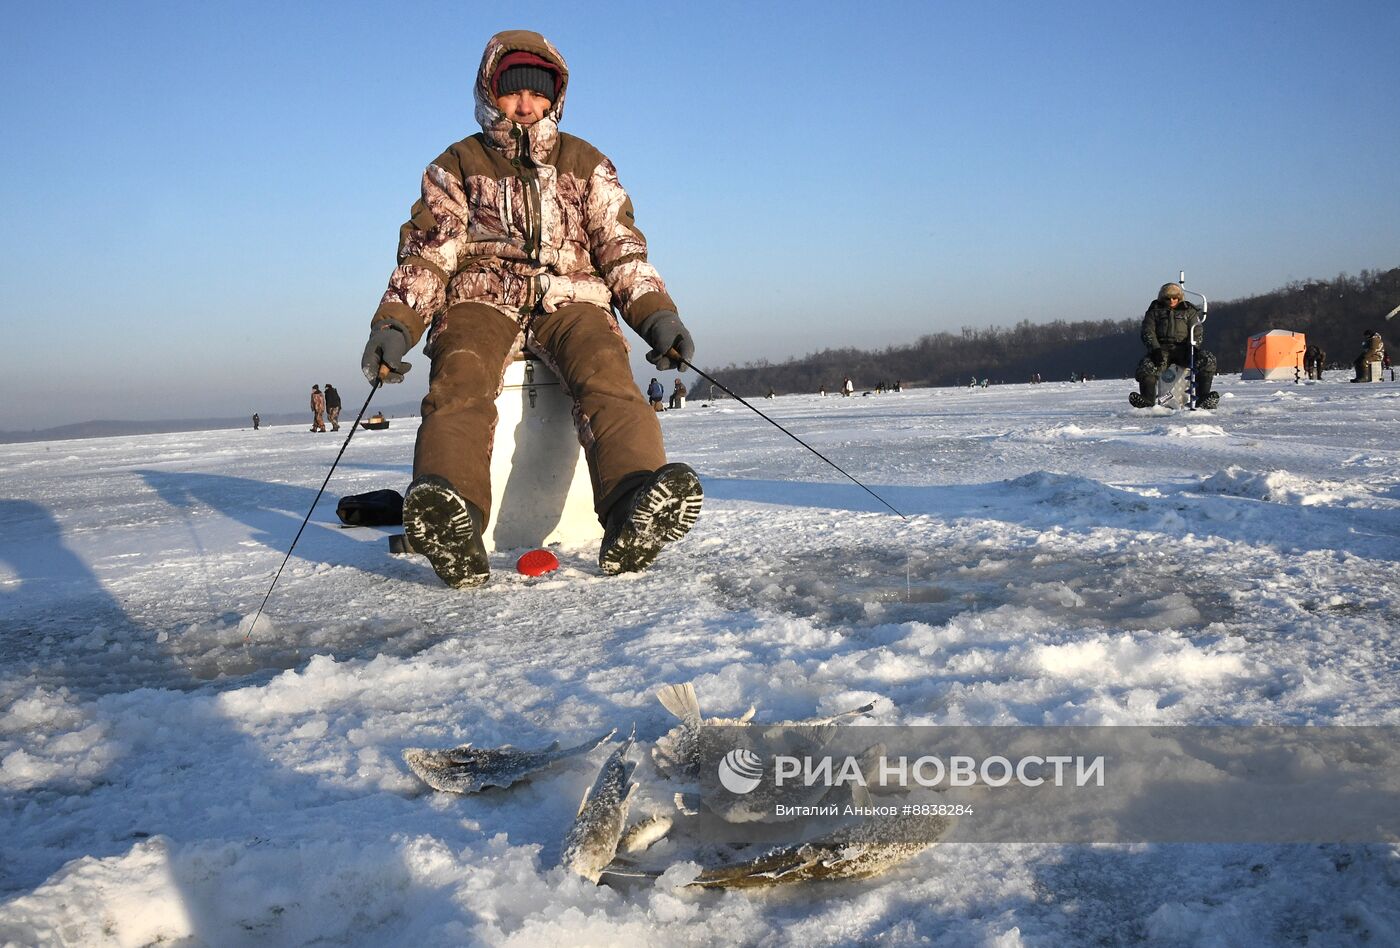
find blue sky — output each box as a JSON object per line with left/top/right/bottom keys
{"left": 3, "top": 0, "right": 1398, "bottom": 428}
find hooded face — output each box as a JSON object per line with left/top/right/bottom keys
{"left": 474, "top": 31, "right": 569, "bottom": 157}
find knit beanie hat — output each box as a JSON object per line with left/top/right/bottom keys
{"left": 493, "top": 51, "right": 559, "bottom": 100}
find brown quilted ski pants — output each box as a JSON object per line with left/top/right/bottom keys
{"left": 413, "top": 301, "right": 666, "bottom": 526}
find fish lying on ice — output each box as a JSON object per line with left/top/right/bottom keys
{"left": 651, "top": 682, "right": 757, "bottom": 785}
{"left": 561, "top": 733, "right": 638, "bottom": 883}
{"left": 688, "top": 786, "right": 954, "bottom": 888}
{"left": 652, "top": 682, "right": 878, "bottom": 821}
{"left": 619, "top": 814, "right": 673, "bottom": 854}
{"left": 403, "top": 729, "right": 614, "bottom": 794}
{"left": 650, "top": 681, "right": 876, "bottom": 785}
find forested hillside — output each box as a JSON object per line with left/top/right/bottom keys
{"left": 702, "top": 268, "right": 1400, "bottom": 396}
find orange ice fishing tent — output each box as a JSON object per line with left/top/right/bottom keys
{"left": 1241, "top": 330, "right": 1306, "bottom": 380}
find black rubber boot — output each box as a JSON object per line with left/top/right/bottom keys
{"left": 1194, "top": 371, "right": 1218, "bottom": 409}
{"left": 403, "top": 475, "right": 490, "bottom": 588}
{"left": 598, "top": 463, "right": 703, "bottom": 575}
{"left": 1129, "top": 379, "right": 1156, "bottom": 408}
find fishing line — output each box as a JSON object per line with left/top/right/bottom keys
{"left": 244, "top": 376, "right": 383, "bottom": 643}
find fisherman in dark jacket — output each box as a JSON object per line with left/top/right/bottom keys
{"left": 323, "top": 383, "right": 342, "bottom": 431}
{"left": 1303, "top": 344, "right": 1325, "bottom": 380}
{"left": 1130, "top": 283, "right": 1219, "bottom": 409}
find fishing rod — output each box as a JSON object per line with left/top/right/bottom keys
{"left": 669, "top": 350, "right": 908, "bottom": 521}
{"left": 244, "top": 371, "right": 386, "bottom": 642}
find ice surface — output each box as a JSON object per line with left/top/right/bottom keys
{"left": 2, "top": 373, "right": 1399, "bottom": 944}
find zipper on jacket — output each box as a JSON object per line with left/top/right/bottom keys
{"left": 518, "top": 127, "right": 543, "bottom": 265}
{"left": 513, "top": 125, "right": 545, "bottom": 313}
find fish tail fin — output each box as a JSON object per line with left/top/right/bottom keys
{"left": 656, "top": 682, "right": 700, "bottom": 722}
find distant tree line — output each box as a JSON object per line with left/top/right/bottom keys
{"left": 701, "top": 267, "right": 1400, "bottom": 396}
{"left": 1206, "top": 267, "right": 1400, "bottom": 373}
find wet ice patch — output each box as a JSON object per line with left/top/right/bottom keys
{"left": 712, "top": 540, "right": 1236, "bottom": 635}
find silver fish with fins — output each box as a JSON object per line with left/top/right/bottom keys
{"left": 651, "top": 681, "right": 877, "bottom": 785}
{"left": 604, "top": 786, "right": 953, "bottom": 888}
{"left": 688, "top": 788, "right": 953, "bottom": 888}
{"left": 403, "top": 729, "right": 615, "bottom": 794}
{"left": 561, "top": 732, "right": 638, "bottom": 883}
{"left": 618, "top": 813, "right": 673, "bottom": 854}
{"left": 652, "top": 682, "right": 878, "bottom": 822}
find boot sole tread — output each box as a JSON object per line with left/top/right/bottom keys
{"left": 599, "top": 465, "right": 703, "bottom": 575}
{"left": 403, "top": 480, "right": 490, "bottom": 588}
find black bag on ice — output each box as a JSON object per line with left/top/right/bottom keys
{"left": 335, "top": 488, "right": 404, "bottom": 527}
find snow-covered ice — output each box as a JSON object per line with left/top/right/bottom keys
{"left": 2, "top": 372, "right": 1399, "bottom": 945}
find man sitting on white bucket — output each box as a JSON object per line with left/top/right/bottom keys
{"left": 1350, "top": 330, "right": 1385, "bottom": 382}
{"left": 359, "top": 30, "right": 702, "bottom": 588}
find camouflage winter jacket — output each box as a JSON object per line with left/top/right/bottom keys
{"left": 371, "top": 30, "right": 677, "bottom": 348}
{"left": 1141, "top": 299, "right": 1204, "bottom": 350}
{"left": 1359, "top": 334, "right": 1385, "bottom": 363}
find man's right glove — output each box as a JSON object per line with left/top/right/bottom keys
{"left": 1151, "top": 348, "right": 1168, "bottom": 367}
{"left": 637, "top": 310, "right": 694, "bottom": 371}
{"left": 361, "top": 321, "right": 413, "bottom": 384}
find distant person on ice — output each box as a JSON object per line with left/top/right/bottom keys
{"left": 1130, "top": 283, "right": 1219, "bottom": 409}
{"left": 842, "top": 376, "right": 854, "bottom": 397}
{"left": 669, "top": 378, "right": 687, "bottom": 409}
{"left": 358, "top": 29, "right": 701, "bottom": 588}
{"left": 323, "top": 383, "right": 342, "bottom": 430}
{"left": 309, "top": 385, "right": 327, "bottom": 432}
{"left": 1303, "top": 344, "right": 1325, "bottom": 380}
{"left": 1351, "top": 330, "right": 1385, "bottom": 381}
{"left": 647, "top": 377, "right": 665, "bottom": 411}
{"left": 252, "top": 413, "right": 260, "bottom": 430}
